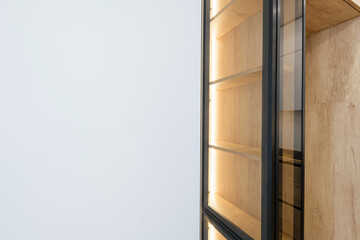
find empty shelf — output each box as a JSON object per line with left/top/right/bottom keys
{"left": 209, "top": 194, "right": 261, "bottom": 240}
{"left": 210, "top": 67, "right": 262, "bottom": 90}
{"left": 209, "top": 141, "right": 261, "bottom": 161}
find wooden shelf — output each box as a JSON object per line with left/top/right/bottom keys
{"left": 306, "top": 0, "right": 360, "bottom": 35}
{"left": 209, "top": 141, "right": 261, "bottom": 161}
{"left": 209, "top": 194, "right": 261, "bottom": 240}
{"left": 210, "top": 66, "right": 262, "bottom": 90}
{"left": 210, "top": 0, "right": 262, "bottom": 38}
{"left": 209, "top": 141, "right": 300, "bottom": 164}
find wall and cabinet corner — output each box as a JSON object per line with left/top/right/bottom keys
{"left": 201, "top": 0, "right": 360, "bottom": 239}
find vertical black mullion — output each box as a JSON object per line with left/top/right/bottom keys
{"left": 200, "top": 0, "right": 210, "bottom": 239}
{"left": 275, "top": 1, "right": 281, "bottom": 239}
{"left": 262, "top": 0, "right": 279, "bottom": 239}
{"left": 202, "top": 215, "right": 209, "bottom": 240}
{"left": 201, "top": 0, "right": 210, "bottom": 210}
{"left": 300, "top": 0, "right": 306, "bottom": 239}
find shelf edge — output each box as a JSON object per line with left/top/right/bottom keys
{"left": 209, "top": 143, "right": 260, "bottom": 161}
{"left": 210, "top": 66, "right": 262, "bottom": 85}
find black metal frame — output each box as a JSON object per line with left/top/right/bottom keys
{"left": 262, "top": 0, "right": 279, "bottom": 239}
{"left": 202, "top": 213, "right": 242, "bottom": 240}
{"left": 200, "top": 0, "right": 210, "bottom": 238}
{"left": 300, "top": 0, "right": 306, "bottom": 239}
{"left": 200, "top": 0, "right": 305, "bottom": 239}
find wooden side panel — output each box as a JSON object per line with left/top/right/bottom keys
{"left": 305, "top": 16, "right": 360, "bottom": 239}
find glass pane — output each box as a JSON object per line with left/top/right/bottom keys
{"left": 203, "top": 215, "right": 228, "bottom": 240}
{"left": 278, "top": 0, "right": 303, "bottom": 239}
{"left": 207, "top": 0, "right": 263, "bottom": 239}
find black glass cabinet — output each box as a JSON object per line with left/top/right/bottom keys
{"left": 201, "top": 0, "right": 305, "bottom": 239}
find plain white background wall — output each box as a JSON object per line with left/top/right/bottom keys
{"left": 0, "top": 0, "right": 201, "bottom": 239}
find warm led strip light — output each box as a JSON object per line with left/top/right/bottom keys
{"left": 209, "top": 27, "right": 217, "bottom": 196}
{"left": 209, "top": 223, "right": 216, "bottom": 240}
{"left": 209, "top": 86, "right": 217, "bottom": 196}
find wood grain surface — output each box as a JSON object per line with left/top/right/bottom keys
{"left": 306, "top": 0, "right": 360, "bottom": 35}
{"left": 305, "top": 16, "right": 360, "bottom": 239}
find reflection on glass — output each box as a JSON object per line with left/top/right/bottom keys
{"left": 207, "top": 0, "right": 263, "bottom": 239}
{"left": 279, "top": 0, "right": 303, "bottom": 239}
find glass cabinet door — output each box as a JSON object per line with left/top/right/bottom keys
{"left": 204, "top": 0, "right": 263, "bottom": 239}
{"left": 278, "top": 0, "right": 304, "bottom": 239}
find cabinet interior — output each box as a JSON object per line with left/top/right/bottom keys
{"left": 208, "top": 1, "right": 263, "bottom": 239}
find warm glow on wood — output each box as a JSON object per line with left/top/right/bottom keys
{"left": 209, "top": 33, "right": 217, "bottom": 196}
{"left": 207, "top": 0, "right": 263, "bottom": 239}
{"left": 209, "top": 148, "right": 217, "bottom": 196}
{"left": 209, "top": 223, "right": 216, "bottom": 240}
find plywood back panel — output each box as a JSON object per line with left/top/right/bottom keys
{"left": 305, "top": 16, "right": 360, "bottom": 239}
{"left": 209, "top": 1, "right": 263, "bottom": 226}
{"left": 212, "top": 81, "right": 262, "bottom": 220}
{"left": 210, "top": 0, "right": 231, "bottom": 18}
{"left": 213, "top": 149, "right": 261, "bottom": 220}
{"left": 214, "top": 81, "right": 262, "bottom": 148}
{"left": 213, "top": 11, "right": 262, "bottom": 81}
{"left": 210, "top": 0, "right": 262, "bottom": 38}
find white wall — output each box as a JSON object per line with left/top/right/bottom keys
{"left": 0, "top": 1, "right": 201, "bottom": 239}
